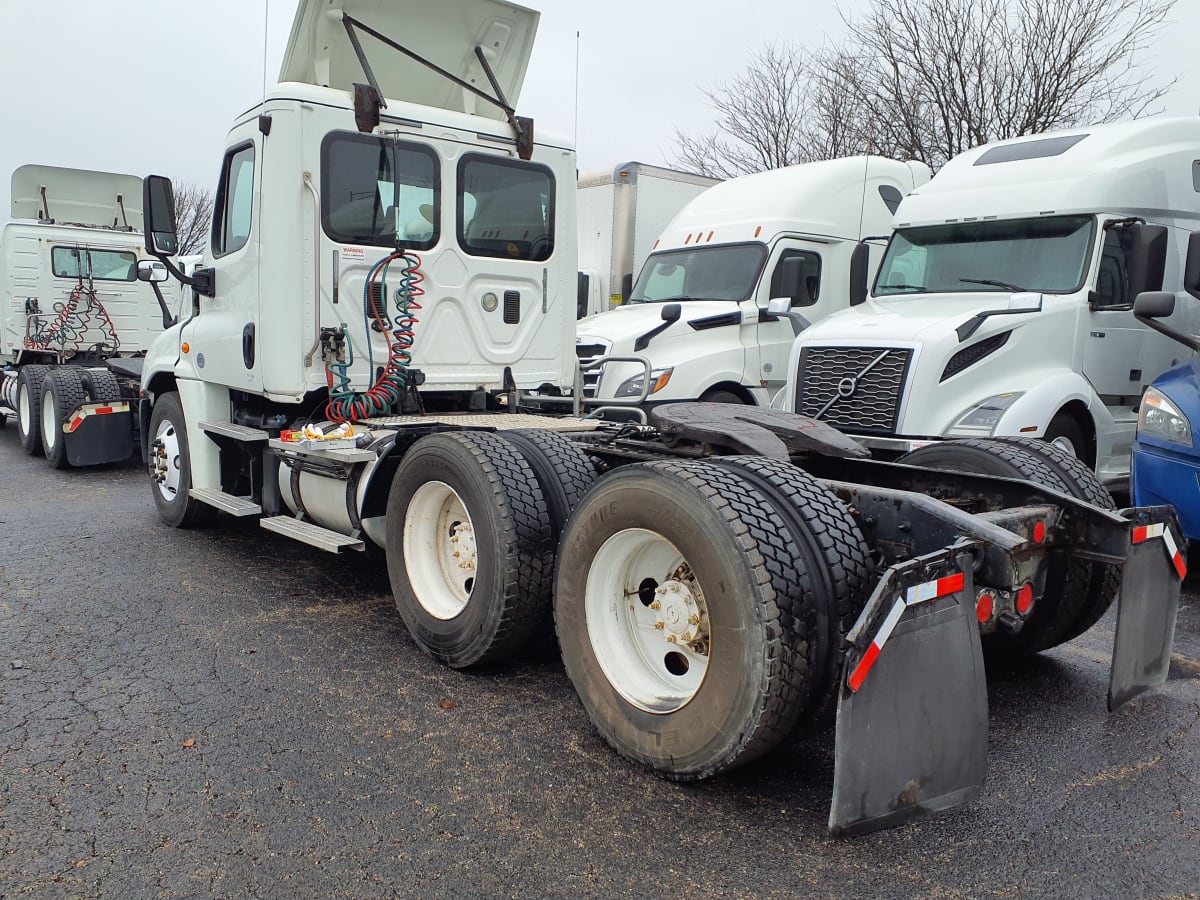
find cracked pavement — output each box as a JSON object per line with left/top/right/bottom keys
{"left": 1, "top": 433, "right": 1198, "bottom": 898}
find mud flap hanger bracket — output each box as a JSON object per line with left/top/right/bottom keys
{"left": 830, "top": 540, "right": 988, "bottom": 837}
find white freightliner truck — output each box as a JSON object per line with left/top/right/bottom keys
{"left": 573, "top": 157, "right": 930, "bottom": 410}
{"left": 786, "top": 119, "right": 1200, "bottom": 484}
{"left": 0, "top": 165, "right": 179, "bottom": 467}
{"left": 138, "top": 0, "right": 1185, "bottom": 835}
{"left": 576, "top": 162, "right": 719, "bottom": 318}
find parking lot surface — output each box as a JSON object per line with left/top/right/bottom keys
{"left": 1, "top": 434, "right": 1198, "bottom": 898}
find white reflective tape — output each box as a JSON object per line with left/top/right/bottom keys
{"left": 1146, "top": 523, "right": 1165, "bottom": 539}
{"left": 1162, "top": 527, "right": 1180, "bottom": 559}
{"left": 873, "top": 598, "right": 907, "bottom": 650}
{"left": 905, "top": 580, "right": 938, "bottom": 606}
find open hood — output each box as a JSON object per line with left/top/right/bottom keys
{"left": 11, "top": 164, "right": 143, "bottom": 229}
{"left": 279, "top": 0, "right": 539, "bottom": 122}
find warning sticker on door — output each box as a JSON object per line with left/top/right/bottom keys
{"left": 342, "top": 246, "right": 366, "bottom": 260}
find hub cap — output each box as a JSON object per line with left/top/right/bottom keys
{"left": 150, "top": 418, "right": 183, "bottom": 501}
{"left": 585, "top": 528, "right": 711, "bottom": 713}
{"left": 403, "top": 481, "right": 477, "bottom": 620}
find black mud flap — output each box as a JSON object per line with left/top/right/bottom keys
{"left": 1108, "top": 511, "right": 1186, "bottom": 712}
{"left": 829, "top": 542, "right": 987, "bottom": 837}
{"left": 64, "top": 406, "right": 135, "bottom": 467}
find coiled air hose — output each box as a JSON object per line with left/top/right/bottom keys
{"left": 325, "top": 250, "right": 424, "bottom": 423}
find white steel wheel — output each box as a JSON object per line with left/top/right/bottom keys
{"left": 151, "top": 417, "right": 183, "bottom": 502}
{"left": 18, "top": 382, "right": 33, "bottom": 440}
{"left": 585, "top": 528, "right": 710, "bottom": 713}
{"left": 40, "top": 385, "right": 59, "bottom": 454}
{"left": 402, "top": 480, "right": 479, "bottom": 620}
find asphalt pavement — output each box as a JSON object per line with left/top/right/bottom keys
{"left": 1, "top": 432, "right": 1198, "bottom": 898}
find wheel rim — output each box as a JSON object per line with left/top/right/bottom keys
{"left": 1048, "top": 435, "right": 1078, "bottom": 458}
{"left": 41, "top": 388, "right": 57, "bottom": 452}
{"left": 584, "top": 528, "right": 711, "bottom": 714}
{"left": 150, "top": 417, "right": 183, "bottom": 501}
{"left": 17, "top": 382, "right": 31, "bottom": 435}
{"left": 403, "top": 481, "right": 478, "bottom": 620}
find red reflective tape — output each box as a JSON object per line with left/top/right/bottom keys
{"left": 94, "top": 406, "right": 114, "bottom": 415}
{"left": 1173, "top": 551, "right": 1187, "bottom": 580}
{"left": 936, "top": 572, "right": 965, "bottom": 597}
{"left": 68, "top": 416, "right": 84, "bottom": 432}
{"left": 847, "top": 643, "right": 881, "bottom": 693}
{"left": 1132, "top": 525, "right": 1150, "bottom": 544}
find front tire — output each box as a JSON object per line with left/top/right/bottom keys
{"left": 386, "top": 431, "right": 554, "bottom": 668}
{"left": 555, "top": 461, "right": 814, "bottom": 780}
{"left": 699, "top": 388, "right": 747, "bottom": 405}
{"left": 1043, "top": 412, "right": 1089, "bottom": 463}
{"left": 147, "top": 392, "right": 217, "bottom": 528}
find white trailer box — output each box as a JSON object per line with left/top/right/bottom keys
{"left": 784, "top": 118, "right": 1200, "bottom": 483}
{"left": 574, "top": 156, "right": 930, "bottom": 408}
{"left": 576, "top": 162, "right": 718, "bottom": 317}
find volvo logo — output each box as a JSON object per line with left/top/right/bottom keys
{"left": 837, "top": 376, "right": 858, "bottom": 398}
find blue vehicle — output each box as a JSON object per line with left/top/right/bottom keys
{"left": 1131, "top": 232, "right": 1200, "bottom": 541}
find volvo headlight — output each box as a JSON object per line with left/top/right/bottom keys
{"left": 945, "top": 392, "right": 1024, "bottom": 436}
{"left": 615, "top": 368, "right": 674, "bottom": 399}
{"left": 1138, "top": 386, "right": 1192, "bottom": 447}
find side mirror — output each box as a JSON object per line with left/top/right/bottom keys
{"left": 660, "top": 303, "right": 682, "bottom": 324}
{"left": 621, "top": 272, "right": 634, "bottom": 304}
{"left": 142, "top": 175, "right": 179, "bottom": 257}
{"left": 849, "top": 242, "right": 870, "bottom": 306}
{"left": 577, "top": 271, "right": 590, "bottom": 319}
{"left": 1133, "top": 291, "right": 1176, "bottom": 319}
{"left": 1127, "top": 222, "right": 1168, "bottom": 298}
{"left": 775, "top": 256, "right": 813, "bottom": 307}
{"left": 1185, "top": 231, "right": 1200, "bottom": 301}
{"left": 766, "top": 297, "right": 791, "bottom": 316}
{"left": 137, "top": 260, "right": 170, "bottom": 284}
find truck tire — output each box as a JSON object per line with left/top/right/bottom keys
{"left": 15, "top": 365, "right": 50, "bottom": 455}
{"left": 80, "top": 368, "right": 122, "bottom": 403}
{"left": 988, "top": 436, "right": 1120, "bottom": 643}
{"left": 147, "top": 392, "right": 217, "bottom": 528}
{"left": 555, "top": 460, "right": 814, "bottom": 780}
{"left": 709, "top": 456, "right": 873, "bottom": 735}
{"left": 40, "top": 368, "right": 86, "bottom": 469}
{"left": 386, "top": 431, "right": 554, "bottom": 668}
{"left": 1042, "top": 412, "right": 1089, "bottom": 462}
{"left": 699, "top": 388, "right": 747, "bottom": 405}
{"left": 898, "top": 439, "right": 1094, "bottom": 656}
{"left": 499, "top": 429, "right": 599, "bottom": 537}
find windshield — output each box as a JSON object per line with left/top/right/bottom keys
{"left": 630, "top": 243, "right": 768, "bottom": 303}
{"left": 874, "top": 215, "right": 1095, "bottom": 297}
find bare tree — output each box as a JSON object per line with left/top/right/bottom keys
{"left": 171, "top": 181, "right": 214, "bottom": 256}
{"left": 673, "top": 0, "right": 1177, "bottom": 175}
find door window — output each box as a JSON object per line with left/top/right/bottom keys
{"left": 458, "top": 155, "right": 555, "bottom": 262}
{"left": 322, "top": 133, "right": 439, "bottom": 249}
{"left": 212, "top": 143, "right": 256, "bottom": 257}
{"left": 768, "top": 250, "right": 821, "bottom": 307}
{"left": 1092, "top": 225, "right": 1137, "bottom": 308}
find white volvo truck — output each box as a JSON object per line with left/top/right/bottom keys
{"left": 573, "top": 157, "right": 930, "bottom": 410}
{"left": 0, "top": 164, "right": 178, "bottom": 467}
{"left": 576, "top": 161, "right": 719, "bottom": 318}
{"left": 786, "top": 119, "right": 1200, "bottom": 483}
{"left": 137, "top": 0, "right": 1185, "bottom": 836}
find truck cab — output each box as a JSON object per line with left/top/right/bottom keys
{"left": 784, "top": 119, "right": 1200, "bottom": 483}
{"left": 574, "top": 157, "right": 930, "bottom": 408}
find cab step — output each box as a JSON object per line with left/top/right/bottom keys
{"left": 200, "top": 420, "right": 270, "bottom": 442}
{"left": 259, "top": 516, "right": 365, "bottom": 553}
{"left": 189, "top": 488, "right": 263, "bottom": 517}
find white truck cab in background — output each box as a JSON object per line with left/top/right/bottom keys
{"left": 785, "top": 118, "right": 1200, "bottom": 483}
{"left": 576, "top": 162, "right": 719, "bottom": 318}
{"left": 575, "top": 156, "right": 931, "bottom": 408}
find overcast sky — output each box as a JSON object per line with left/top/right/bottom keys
{"left": 1, "top": 0, "right": 1196, "bottom": 222}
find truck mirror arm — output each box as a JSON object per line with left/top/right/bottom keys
{"left": 1135, "top": 312, "right": 1200, "bottom": 354}
{"left": 148, "top": 280, "right": 178, "bottom": 330}
{"left": 146, "top": 251, "right": 216, "bottom": 299}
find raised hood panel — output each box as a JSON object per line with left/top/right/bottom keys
{"left": 11, "top": 164, "right": 143, "bottom": 229}
{"left": 804, "top": 294, "right": 1030, "bottom": 344}
{"left": 279, "top": 0, "right": 539, "bottom": 121}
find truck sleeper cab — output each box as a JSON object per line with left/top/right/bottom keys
{"left": 785, "top": 119, "right": 1200, "bottom": 484}
{"left": 138, "top": 0, "right": 1184, "bottom": 838}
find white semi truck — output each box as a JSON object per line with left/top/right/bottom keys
{"left": 0, "top": 165, "right": 178, "bottom": 467}
{"left": 785, "top": 119, "right": 1200, "bottom": 484}
{"left": 137, "top": 0, "right": 1184, "bottom": 836}
{"left": 576, "top": 162, "right": 719, "bottom": 318}
{"left": 573, "top": 157, "right": 929, "bottom": 409}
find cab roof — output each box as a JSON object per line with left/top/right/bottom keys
{"left": 279, "top": 0, "right": 539, "bottom": 122}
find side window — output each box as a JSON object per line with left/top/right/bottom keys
{"left": 322, "top": 133, "right": 439, "bottom": 249}
{"left": 768, "top": 250, "right": 821, "bottom": 307}
{"left": 212, "top": 143, "right": 256, "bottom": 257}
{"left": 51, "top": 247, "right": 136, "bottom": 282}
{"left": 458, "top": 155, "right": 554, "bottom": 262}
{"left": 1094, "top": 226, "right": 1134, "bottom": 308}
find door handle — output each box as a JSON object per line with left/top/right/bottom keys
{"left": 243, "top": 323, "right": 256, "bottom": 369}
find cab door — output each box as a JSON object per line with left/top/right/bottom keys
{"left": 180, "top": 129, "right": 262, "bottom": 392}
{"left": 755, "top": 243, "right": 827, "bottom": 392}
{"left": 1082, "top": 224, "right": 1154, "bottom": 404}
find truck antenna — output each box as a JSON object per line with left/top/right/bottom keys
{"left": 262, "top": 0, "right": 271, "bottom": 101}
{"left": 856, "top": 126, "right": 874, "bottom": 240}
{"left": 574, "top": 31, "right": 581, "bottom": 151}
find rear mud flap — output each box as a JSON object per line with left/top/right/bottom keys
{"left": 1108, "top": 514, "right": 1186, "bottom": 712}
{"left": 64, "top": 407, "right": 134, "bottom": 466}
{"left": 829, "top": 543, "right": 987, "bottom": 837}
